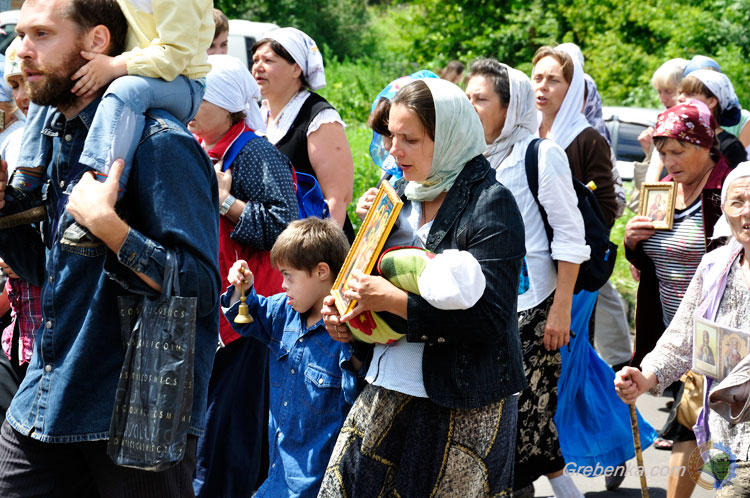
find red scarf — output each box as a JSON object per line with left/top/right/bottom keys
{"left": 201, "top": 121, "right": 250, "bottom": 165}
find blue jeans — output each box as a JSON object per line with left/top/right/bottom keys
{"left": 19, "top": 75, "right": 205, "bottom": 195}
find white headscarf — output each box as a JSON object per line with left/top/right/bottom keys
{"left": 4, "top": 37, "right": 22, "bottom": 85}
{"left": 536, "top": 55, "right": 590, "bottom": 150}
{"left": 403, "top": 78, "right": 486, "bottom": 202}
{"left": 689, "top": 69, "right": 742, "bottom": 127}
{"left": 556, "top": 43, "right": 584, "bottom": 68}
{"left": 204, "top": 55, "right": 266, "bottom": 133}
{"left": 266, "top": 27, "right": 326, "bottom": 91}
{"left": 713, "top": 161, "right": 750, "bottom": 239}
{"left": 484, "top": 64, "right": 537, "bottom": 164}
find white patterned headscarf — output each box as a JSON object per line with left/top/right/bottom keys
{"left": 4, "top": 37, "right": 22, "bottom": 85}
{"left": 205, "top": 55, "right": 266, "bottom": 133}
{"left": 401, "top": 79, "right": 486, "bottom": 202}
{"left": 536, "top": 53, "right": 590, "bottom": 150}
{"left": 689, "top": 69, "right": 742, "bottom": 127}
{"left": 483, "top": 64, "right": 537, "bottom": 164}
{"left": 266, "top": 27, "right": 326, "bottom": 91}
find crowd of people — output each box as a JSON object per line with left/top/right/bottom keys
{"left": 0, "top": 0, "right": 748, "bottom": 497}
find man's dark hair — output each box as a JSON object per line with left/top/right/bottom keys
{"left": 63, "top": 0, "right": 128, "bottom": 56}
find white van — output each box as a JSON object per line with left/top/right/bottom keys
{"left": 227, "top": 20, "right": 280, "bottom": 69}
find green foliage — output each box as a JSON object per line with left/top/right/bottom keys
{"left": 317, "top": 57, "right": 411, "bottom": 124}
{"left": 389, "top": 0, "right": 750, "bottom": 107}
{"left": 345, "top": 124, "right": 383, "bottom": 231}
{"left": 215, "top": 0, "right": 374, "bottom": 60}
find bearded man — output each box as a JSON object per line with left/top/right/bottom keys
{"left": 0, "top": 1, "right": 219, "bottom": 496}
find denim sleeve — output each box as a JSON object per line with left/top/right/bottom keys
{"left": 406, "top": 183, "right": 525, "bottom": 345}
{"left": 110, "top": 119, "right": 220, "bottom": 318}
{"left": 230, "top": 141, "right": 298, "bottom": 251}
{"left": 221, "top": 284, "right": 280, "bottom": 346}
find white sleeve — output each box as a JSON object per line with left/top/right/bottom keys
{"left": 417, "top": 250, "right": 486, "bottom": 310}
{"left": 306, "top": 108, "right": 346, "bottom": 136}
{"left": 536, "top": 140, "right": 590, "bottom": 264}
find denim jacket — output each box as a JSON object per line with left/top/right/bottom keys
{"left": 400, "top": 155, "right": 528, "bottom": 409}
{"left": 0, "top": 100, "right": 220, "bottom": 442}
{"left": 222, "top": 286, "right": 359, "bottom": 497}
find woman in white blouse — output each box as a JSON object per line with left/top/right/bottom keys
{"left": 251, "top": 27, "right": 354, "bottom": 238}
{"left": 465, "top": 58, "right": 589, "bottom": 498}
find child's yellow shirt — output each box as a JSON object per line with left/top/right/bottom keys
{"left": 117, "top": 0, "right": 213, "bottom": 81}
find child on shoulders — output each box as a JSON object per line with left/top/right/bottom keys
{"left": 222, "top": 217, "right": 364, "bottom": 498}
{"left": 4, "top": 0, "right": 213, "bottom": 242}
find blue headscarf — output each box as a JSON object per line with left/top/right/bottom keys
{"left": 368, "top": 70, "right": 439, "bottom": 179}
{"left": 0, "top": 55, "right": 12, "bottom": 103}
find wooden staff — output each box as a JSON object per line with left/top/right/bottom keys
{"left": 629, "top": 403, "right": 649, "bottom": 498}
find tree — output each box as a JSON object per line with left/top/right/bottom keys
{"left": 215, "top": 0, "right": 373, "bottom": 61}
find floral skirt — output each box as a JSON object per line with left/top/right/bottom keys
{"left": 318, "top": 383, "right": 517, "bottom": 497}
{"left": 514, "top": 293, "right": 564, "bottom": 489}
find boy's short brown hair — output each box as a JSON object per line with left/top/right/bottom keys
{"left": 271, "top": 218, "right": 349, "bottom": 277}
{"left": 212, "top": 8, "right": 229, "bottom": 39}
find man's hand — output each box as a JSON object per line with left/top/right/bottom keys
{"left": 71, "top": 52, "right": 128, "bottom": 98}
{"left": 67, "top": 160, "right": 123, "bottom": 240}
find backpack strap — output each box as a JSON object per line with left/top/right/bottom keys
{"left": 222, "top": 130, "right": 259, "bottom": 171}
{"left": 523, "top": 138, "right": 554, "bottom": 247}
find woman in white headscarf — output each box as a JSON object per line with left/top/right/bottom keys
{"left": 617, "top": 162, "right": 750, "bottom": 497}
{"left": 190, "top": 54, "right": 298, "bottom": 498}
{"left": 531, "top": 46, "right": 618, "bottom": 227}
{"left": 319, "top": 79, "right": 527, "bottom": 496}
{"left": 251, "top": 27, "right": 355, "bottom": 240}
{"left": 465, "top": 58, "right": 590, "bottom": 497}
{"left": 679, "top": 69, "right": 748, "bottom": 167}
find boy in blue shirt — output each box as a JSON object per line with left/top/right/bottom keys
{"left": 222, "top": 217, "right": 364, "bottom": 498}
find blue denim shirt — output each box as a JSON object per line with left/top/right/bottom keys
{"left": 222, "top": 286, "right": 360, "bottom": 498}
{"left": 0, "top": 100, "right": 220, "bottom": 442}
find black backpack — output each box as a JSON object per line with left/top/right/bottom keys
{"left": 524, "top": 138, "right": 617, "bottom": 293}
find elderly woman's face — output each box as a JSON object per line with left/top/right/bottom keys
{"left": 251, "top": 43, "right": 301, "bottom": 100}
{"left": 465, "top": 75, "right": 507, "bottom": 145}
{"left": 723, "top": 178, "right": 750, "bottom": 247}
{"left": 187, "top": 100, "right": 232, "bottom": 145}
{"left": 388, "top": 103, "right": 434, "bottom": 183}
{"left": 531, "top": 56, "right": 569, "bottom": 118}
{"left": 656, "top": 138, "right": 711, "bottom": 186}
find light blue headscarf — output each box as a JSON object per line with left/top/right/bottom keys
{"left": 0, "top": 55, "right": 11, "bottom": 103}
{"left": 402, "top": 78, "right": 486, "bottom": 202}
{"left": 369, "top": 70, "right": 439, "bottom": 179}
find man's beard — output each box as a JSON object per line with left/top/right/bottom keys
{"left": 23, "top": 48, "right": 88, "bottom": 109}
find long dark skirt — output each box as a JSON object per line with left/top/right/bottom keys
{"left": 513, "top": 293, "right": 564, "bottom": 489}
{"left": 193, "top": 337, "right": 269, "bottom": 497}
{"left": 318, "top": 383, "right": 517, "bottom": 498}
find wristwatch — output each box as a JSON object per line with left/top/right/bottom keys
{"left": 219, "top": 195, "right": 236, "bottom": 216}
